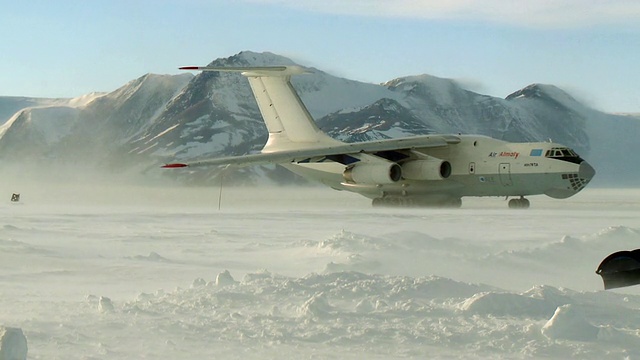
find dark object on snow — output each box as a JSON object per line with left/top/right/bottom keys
{"left": 596, "top": 249, "right": 640, "bottom": 290}
{"left": 10, "top": 193, "right": 20, "bottom": 202}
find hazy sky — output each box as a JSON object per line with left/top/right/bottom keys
{"left": 2, "top": 0, "right": 639, "bottom": 112}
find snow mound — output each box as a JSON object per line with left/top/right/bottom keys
{"left": 460, "top": 291, "right": 558, "bottom": 318}
{"left": 311, "top": 230, "right": 396, "bottom": 252}
{"left": 115, "top": 269, "right": 640, "bottom": 357}
{"left": 98, "top": 296, "right": 115, "bottom": 313}
{"left": 589, "top": 226, "right": 640, "bottom": 242}
{"left": 522, "top": 285, "right": 574, "bottom": 306}
{"left": 297, "top": 272, "right": 493, "bottom": 301}
{"left": 312, "top": 230, "right": 482, "bottom": 277}
{"left": 191, "top": 278, "right": 207, "bottom": 288}
{"left": 0, "top": 327, "right": 27, "bottom": 360}
{"left": 481, "top": 226, "right": 640, "bottom": 291}
{"left": 542, "top": 304, "right": 599, "bottom": 341}
{"left": 132, "top": 252, "right": 170, "bottom": 262}
{"left": 215, "top": 270, "right": 236, "bottom": 286}
{"left": 298, "top": 292, "right": 334, "bottom": 318}
{"left": 496, "top": 226, "right": 640, "bottom": 260}
{"left": 322, "top": 257, "right": 383, "bottom": 273}
{"left": 55, "top": 265, "right": 640, "bottom": 358}
{"left": 494, "top": 235, "right": 585, "bottom": 263}
{"left": 311, "top": 230, "right": 450, "bottom": 254}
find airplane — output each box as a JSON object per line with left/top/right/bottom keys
{"left": 163, "top": 65, "right": 595, "bottom": 208}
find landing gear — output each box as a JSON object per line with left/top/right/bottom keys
{"left": 508, "top": 197, "right": 530, "bottom": 209}
{"left": 372, "top": 196, "right": 462, "bottom": 208}
{"left": 445, "top": 198, "right": 463, "bottom": 208}
{"left": 372, "top": 197, "right": 414, "bottom": 207}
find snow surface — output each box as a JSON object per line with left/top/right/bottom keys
{"left": 2, "top": 186, "right": 640, "bottom": 359}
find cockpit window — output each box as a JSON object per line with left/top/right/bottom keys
{"left": 545, "top": 147, "right": 578, "bottom": 158}
{"left": 544, "top": 147, "right": 583, "bottom": 164}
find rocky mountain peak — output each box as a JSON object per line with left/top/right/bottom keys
{"left": 209, "top": 51, "right": 296, "bottom": 68}
{"left": 506, "top": 84, "right": 584, "bottom": 112}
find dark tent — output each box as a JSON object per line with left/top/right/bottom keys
{"left": 596, "top": 249, "right": 640, "bottom": 290}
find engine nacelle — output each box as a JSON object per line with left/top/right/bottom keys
{"left": 343, "top": 163, "right": 402, "bottom": 184}
{"left": 402, "top": 158, "right": 451, "bottom": 181}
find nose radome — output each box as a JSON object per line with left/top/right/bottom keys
{"left": 579, "top": 161, "right": 596, "bottom": 180}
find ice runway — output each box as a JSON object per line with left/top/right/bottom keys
{"left": 2, "top": 186, "right": 640, "bottom": 358}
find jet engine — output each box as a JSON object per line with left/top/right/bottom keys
{"left": 343, "top": 163, "right": 402, "bottom": 184}
{"left": 401, "top": 158, "right": 451, "bottom": 180}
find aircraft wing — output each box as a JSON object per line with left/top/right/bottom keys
{"left": 163, "top": 134, "right": 460, "bottom": 168}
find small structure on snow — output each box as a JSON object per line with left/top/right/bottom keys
{"left": 0, "top": 326, "right": 28, "bottom": 360}
{"left": 10, "top": 194, "right": 19, "bottom": 203}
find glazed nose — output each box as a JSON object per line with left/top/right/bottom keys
{"left": 579, "top": 161, "right": 596, "bottom": 180}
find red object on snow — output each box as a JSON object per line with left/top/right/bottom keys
{"left": 162, "top": 163, "right": 189, "bottom": 168}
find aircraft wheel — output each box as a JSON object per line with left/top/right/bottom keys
{"left": 449, "top": 198, "right": 463, "bottom": 208}
{"left": 398, "top": 197, "right": 414, "bottom": 207}
{"left": 388, "top": 197, "right": 401, "bottom": 207}
{"left": 508, "top": 198, "right": 530, "bottom": 209}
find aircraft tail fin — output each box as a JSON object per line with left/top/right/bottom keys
{"left": 180, "top": 66, "right": 342, "bottom": 152}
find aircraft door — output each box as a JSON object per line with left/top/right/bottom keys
{"left": 499, "top": 163, "right": 512, "bottom": 186}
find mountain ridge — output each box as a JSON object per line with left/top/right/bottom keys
{"left": 0, "top": 51, "right": 638, "bottom": 186}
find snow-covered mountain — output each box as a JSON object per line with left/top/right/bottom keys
{"left": 0, "top": 74, "right": 192, "bottom": 171}
{"left": 0, "top": 51, "right": 638, "bottom": 185}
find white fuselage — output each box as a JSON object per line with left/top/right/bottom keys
{"left": 283, "top": 135, "right": 594, "bottom": 202}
